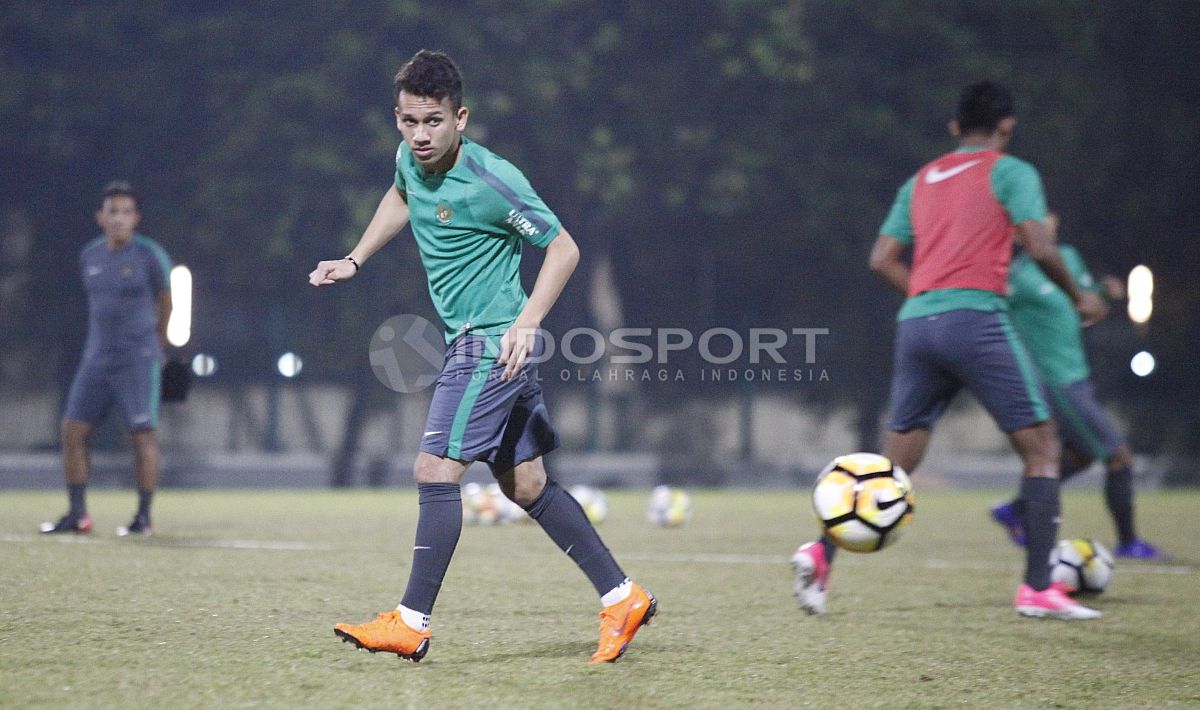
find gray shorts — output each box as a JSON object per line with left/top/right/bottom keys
{"left": 64, "top": 355, "right": 161, "bottom": 431}
{"left": 1044, "top": 378, "right": 1124, "bottom": 461}
{"left": 888, "top": 309, "right": 1048, "bottom": 433}
{"left": 419, "top": 334, "right": 559, "bottom": 474}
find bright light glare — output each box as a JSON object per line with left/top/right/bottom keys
{"left": 167, "top": 265, "right": 192, "bottom": 346}
{"left": 1130, "top": 350, "right": 1156, "bottom": 377}
{"left": 277, "top": 352, "right": 303, "bottom": 378}
{"left": 191, "top": 353, "right": 217, "bottom": 377}
{"left": 1127, "top": 265, "right": 1153, "bottom": 324}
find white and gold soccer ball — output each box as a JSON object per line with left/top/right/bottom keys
{"left": 568, "top": 485, "right": 609, "bottom": 525}
{"left": 1050, "top": 538, "right": 1114, "bottom": 594}
{"left": 487, "top": 482, "right": 529, "bottom": 524}
{"left": 812, "top": 452, "right": 914, "bottom": 553}
{"left": 646, "top": 485, "right": 692, "bottom": 527}
{"left": 462, "top": 482, "right": 498, "bottom": 525}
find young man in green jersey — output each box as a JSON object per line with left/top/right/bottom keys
{"left": 309, "top": 50, "right": 654, "bottom": 663}
{"left": 991, "top": 212, "right": 1167, "bottom": 560}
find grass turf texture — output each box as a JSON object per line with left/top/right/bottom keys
{"left": 1, "top": 488, "right": 1197, "bottom": 709}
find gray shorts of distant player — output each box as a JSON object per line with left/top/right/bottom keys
{"left": 64, "top": 352, "right": 162, "bottom": 431}
{"left": 1042, "top": 378, "right": 1124, "bottom": 460}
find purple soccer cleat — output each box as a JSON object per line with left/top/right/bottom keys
{"left": 990, "top": 501, "right": 1025, "bottom": 546}
{"left": 1115, "top": 539, "right": 1169, "bottom": 561}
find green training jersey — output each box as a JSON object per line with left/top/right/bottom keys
{"left": 1007, "top": 244, "right": 1099, "bottom": 385}
{"left": 395, "top": 136, "right": 562, "bottom": 342}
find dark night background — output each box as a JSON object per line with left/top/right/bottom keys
{"left": 2, "top": 1, "right": 1197, "bottom": 478}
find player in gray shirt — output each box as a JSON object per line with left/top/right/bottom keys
{"left": 41, "top": 181, "right": 172, "bottom": 536}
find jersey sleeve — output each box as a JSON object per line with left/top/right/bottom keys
{"left": 879, "top": 176, "right": 916, "bottom": 246}
{"left": 393, "top": 144, "right": 408, "bottom": 194}
{"left": 1059, "top": 245, "right": 1100, "bottom": 293}
{"left": 139, "top": 237, "right": 172, "bottom": 295}
{"left": 991, "top": 156, "right": 1047, "bottom": 225}
{"left": 466, "top": 155, "right": 562, "bottom": 247}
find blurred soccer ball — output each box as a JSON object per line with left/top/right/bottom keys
{"left": 812, "top": 452, "right": 914, "bottom": 553}
{"left": 568, "top": 485, "right": 608, "bottom": 525}
{"left": 462, "top": 482, "right": 498, "bottom": 525}
{"left": 1050, "top": 538, "right": 1114, "bottom": 594}
{"left": 462, "top": 482, "right": 528, "bottom": 525}
{"left": 487, "top": 482, "right": 528, "bottom": 524}
{"left": 646, "top": 485, "right": 692, "bottom": 527}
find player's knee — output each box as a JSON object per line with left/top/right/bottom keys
{"left": 1107, "top": 445, "right": 1134, "bottom": 471}
{"left": 412, "top": 454, "right": 459, "bottom": 484}
{"left": 508, "top": 463, "right": 547, "bottom": 507}
{"left": 1014, "top": 422, "right": 1059, "bottom": 474}
{"left": 60, "top": 420, "right": 90, "bottom": 449}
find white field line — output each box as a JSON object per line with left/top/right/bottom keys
{"left": 1, "top": 533, "right": 1192, "bottom": 575}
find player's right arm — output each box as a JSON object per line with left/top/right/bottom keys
{"left": 308, "top": 185, "right": 410, "bottom": 286}
{"left": 869, "top": 235, "right": 909, "bottom": 294}
{"left": 870, "top": 176, "right": 915, "bottom": 294}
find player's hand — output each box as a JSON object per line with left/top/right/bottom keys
{"left": 497, "top": 321, "right": 539, "bottom": 381}
{"left": 1076, "top": 290, "right": 1108, "bottom": 327}
{"left": 308, "top": 259, "right": 357, "bottom": 286}
{"left": 1101, "top": 275, "right": 1126, "bottom": 301}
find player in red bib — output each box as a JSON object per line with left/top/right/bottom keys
{"left": 792, "top": 81, "right": 1107, "bottom": 620}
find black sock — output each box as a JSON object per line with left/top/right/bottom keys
{"left": 524, "top": 479, "right": 626, "bottom": 597}
{"left": 68, "top": 483, "right": 86, "bottom": 517}
{"left": 399, "top": 483, "right": 463, "bottom": 615}
{"left": 1105, "top": 465, "right": 1136, "bottom": 545}
{"left": 819, "top": 534, "right": 838, "bottom": 564}
{"left": 1019, "top": 477, "right": 1060, "bottom": 591}
{"left": 137, "top": 489, "right": 154, "bottom": 518}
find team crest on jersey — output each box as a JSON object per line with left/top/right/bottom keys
{"left": 435, "top": 203, "right": 453, "bottom": 225}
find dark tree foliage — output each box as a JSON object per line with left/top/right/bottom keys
{"left": 2, "top": 1, "right": 1196, "bottom": 463}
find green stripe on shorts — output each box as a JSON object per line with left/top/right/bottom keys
{"left": 1047, "top": 383, "right": 1107, "bottom": 460}
{"left": 998, "top": 313, "right": 1049, "bottom": 422}
{"left": 149, "top": 358, "right": 162, "bottom": 427}
{"left": 447, "top": 350, "right": 498, "bottom": 459}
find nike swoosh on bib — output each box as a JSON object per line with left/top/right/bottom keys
{"left": 924, "top": 159, "right": 983, "bottom": 184}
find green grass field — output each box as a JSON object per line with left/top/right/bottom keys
{"left": 1, "top": 487, "right": 1196, "bottom": 709}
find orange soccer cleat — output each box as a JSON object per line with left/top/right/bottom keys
{"left": 334, "top": 611, "right": 431, "bottom": 661}
{"left": 590, "top": 583, "right": 657, "bottom": 664}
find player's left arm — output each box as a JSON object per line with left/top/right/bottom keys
{"left": 498, "top": 229, "right": 579, "bottom": 381}
{"left": 156, "top": 290, "right": 173, "bottom": 347}
{"left": 144, "top": 240, "right": 174, "bottom": 349}
{"left": 997, "top": 159, "right": 1105, "bottom": 325}
{"left": 1062, "top": 246, "right": 1109, "bottom": 324}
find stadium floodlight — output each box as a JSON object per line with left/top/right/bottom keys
{"left": 191, "top": 353, "right": 218, "bottom": 377}
{"left": 1127, "top": 265, "right": 1153, "bottom": 325}
{"left": 1130, "top": 350, "right": 1156, "bottom": 377}
{"left": 167, "top": 265, "right": 192, "bottom": 347}
{"left": 277, "top": 352, "right": 303, "bottom": 378}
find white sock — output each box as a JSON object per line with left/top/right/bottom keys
{"left": 396, "top": 604, "right": 430, "bottom": 631}
{"left": 600, "top": 578, "right": 633, "bottom": 607}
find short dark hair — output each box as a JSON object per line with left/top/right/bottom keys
{"left": 100, "top": 180, "right": 139, "bottom": 209}
{"left": 393, "top": 50, "right": 463, "bottom": 108}
{"left": 956, "top": 81, "right": 1015, "bottom": 135}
